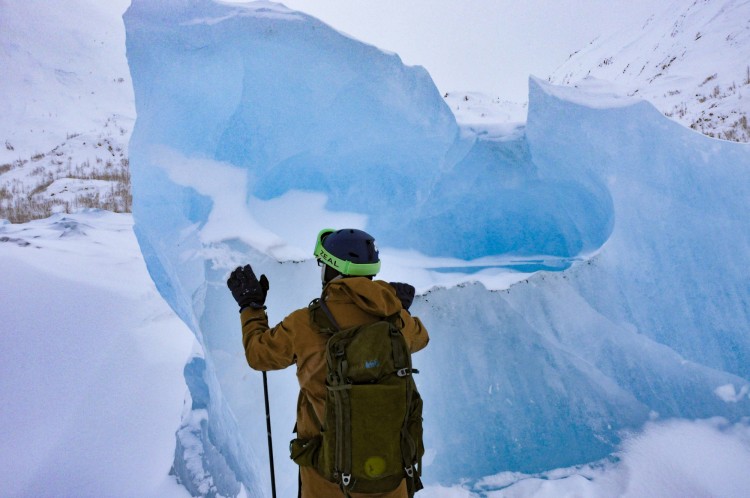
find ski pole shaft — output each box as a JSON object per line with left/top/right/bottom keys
{"left": 262, "top": 370, "right": 277, "bottom": 498}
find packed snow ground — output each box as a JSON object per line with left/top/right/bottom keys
{"left": 0, "top": 211, "right": 193, "bottom": 497}
{"left": 2, "top": 211, "right": 750, "bottom": 497}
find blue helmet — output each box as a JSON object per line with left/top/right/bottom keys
{"left": 314, "top": 228, "right": 381, "bottom": 276}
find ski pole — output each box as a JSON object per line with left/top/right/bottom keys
{"left": 262, "top": 370, "right": 277, "bottom": 498}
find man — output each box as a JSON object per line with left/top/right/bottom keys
{"left": 227, "top": 228, "right": 429, "bottom": 497}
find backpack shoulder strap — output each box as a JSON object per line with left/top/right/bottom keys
{"left": 308, "top": 297, "right": 340, "bottom": 333}
{"left": 385, "top": 311, "right": 404, "bottom": 330}
{"left": 318, "top": 298, "right": 341, "bottom": 332}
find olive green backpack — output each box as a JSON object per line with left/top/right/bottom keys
{"left": 290, "top": 298, "right": 424, "bottom": 497}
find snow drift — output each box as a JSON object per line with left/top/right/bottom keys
{"left": 0, "top": 212, "right": 193, "bottom": 498}
{"left": 123, "top": 0, "right": 750, "bottom": 494}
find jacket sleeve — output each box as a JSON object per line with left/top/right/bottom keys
{"left": 240, "top": 307, "right": 297, "bottom": 371}
{"left": 399, "top": 309, "right": 429, "bottom": 354}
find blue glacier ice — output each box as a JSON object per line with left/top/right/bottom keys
{"left": 124, "top": 0, "right": 750, "bottom": 494}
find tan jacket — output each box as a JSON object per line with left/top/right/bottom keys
{"left": 241, "top": 277, "right": 429, "bottom": 497}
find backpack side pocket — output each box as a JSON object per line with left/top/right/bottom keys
{"left": 290, "top": 436, "right": 322, "bottom": 467}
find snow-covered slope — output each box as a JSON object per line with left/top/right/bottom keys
{"left": 0, "top": 0, "right": 134, "bottom": 222}
{"left": 442, "top": 91, "right": 527, "bottom": 140}
{"left": 0, "top": 211, "right": 193, "bottom": 497}
{"left": 0, "top": 0, "right": 134, "bottom": 161}
{"left": 549, "top": 0, "right": 750, "bottom": 142}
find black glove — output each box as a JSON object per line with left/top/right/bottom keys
{"left": 389, "top": 282, "right": 415, "bottom": 311}
{"left": 227, "top": 265, "right": 269, "bottom": 311}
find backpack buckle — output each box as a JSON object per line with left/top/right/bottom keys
{"left": 405, "top": 465, "right": 414, "bottom": 477}
{"left": 397, "top": 368, "right": 411, "bottom": 377}
{"left": 342, "top": 473, "right": 352, "bottom": 486}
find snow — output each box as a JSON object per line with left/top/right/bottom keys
{"left": 442, "top": 92, "right": 528, "bottom": 141}
{"left": 715, "top": 384, "right": 750, "bottom": 403}
{"left": 0, "top": 0, "right": 133, "bottom": 222}
{"left": 2, "top": 0, "right": 750, "bottom": 496}
{"left": 41, "top": 177, "right": 117, "bottom": 204}
{"left": 420, "top": 418, "right": 750, "bottom": 497}
{"left": 549, "top": 0, "right": 750, "bottom": 141}
{"left": 0, "top": 211, "right": 194, "bottom": 498}
{"left": 480, "top": 418, "right": 750, "bottom": 498}
{"left": 0, "top": 0, "right": 134, "bottom": 164}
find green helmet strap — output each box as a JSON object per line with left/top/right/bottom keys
{"left": 314, "top": 228, "right": 381, "bottom": 276}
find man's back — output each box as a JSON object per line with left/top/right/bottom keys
{"left": 228, "top": 228, "right": 429, "bottom": 497}
{"left": 241, "top": 277, "right": 428, "bottom": 441}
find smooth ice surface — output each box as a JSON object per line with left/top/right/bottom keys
{"left": 124, "top": 0, "right": 750, "bottom": 493}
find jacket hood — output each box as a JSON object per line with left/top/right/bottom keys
{"left": 324, "top": 277, "right": 401, "bottom": 317}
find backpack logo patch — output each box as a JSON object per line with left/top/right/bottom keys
{"left": 364, "top": 456, "right": 387, "bottom": 477}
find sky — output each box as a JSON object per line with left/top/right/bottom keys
{"left": 259, "top": 0, "right": 661, "bottom": 101}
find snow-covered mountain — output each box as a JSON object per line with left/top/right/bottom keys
{"left": 549, "top": 0, "right": 750, "bottom": 142}
{"left": 0, "top": 0, "right": 134, "bottom": 222}
{"left": 0, "top": 0, "right": 133, "bottom": 159}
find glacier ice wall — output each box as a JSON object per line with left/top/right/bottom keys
{"left": 124, "top": 0, "right": 750, "bottom": 493}
{"left": 124, "top": 0, "right": 612, "bottom": 266}
{"left": 417, "top": 82, "right": 750, "bottom": 478}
